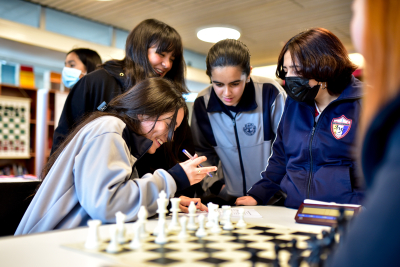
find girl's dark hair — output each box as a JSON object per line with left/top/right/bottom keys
{"left": 103, "top": 19, "right": 188, "bottom": 93}
{"left": 206, "top": 39, "right": 251, "bottom": 78}
{"left": 67, "top": 48, "right": 102, "bottom": 73}
{"left": 276, "top": 28, "right": 358, "bottom": 95}
{"left": 41, "top": 77, "right": 188, "bottom": 181}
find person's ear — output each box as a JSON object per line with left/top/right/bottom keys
{"left": 247, "top": 66, "right": 253, "bottom": 82}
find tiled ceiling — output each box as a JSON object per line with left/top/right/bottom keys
{"left": 28, "top": 0, "right": 355, "bottom": 66}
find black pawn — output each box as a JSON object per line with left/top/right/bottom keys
{"left": 288, "top": 239, "right": 302, "bottom": 267}
{"left": 273, "top": 243, "right": 281, "bottom": 267}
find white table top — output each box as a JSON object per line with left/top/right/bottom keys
{"left": 0, "top": 206, "right": 329, "bottom": 267}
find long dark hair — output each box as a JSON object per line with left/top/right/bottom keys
{"left": 103, "top": 19, "right": 188, "bottom": 93}
{"left": 206, "top": 39, "right": 251, "bottom": 78}
{"left": 276, "top": 28, "right": 357, "bottom": 95}
{"left": 41, "top": 78, "right": 188, "bottom": 181}
{"left": 67, "top": 48, "right": 102, "bottom": 73}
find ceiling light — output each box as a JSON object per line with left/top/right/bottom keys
{"left": 197, "top": 26, "right": 241, "bottom": 43}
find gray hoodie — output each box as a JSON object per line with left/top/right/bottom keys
{"left": 16, "top": 116, "right": 189, "bottom": 235}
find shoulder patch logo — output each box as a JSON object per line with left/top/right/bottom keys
{"left": 243, "top": 123, "right": 256, "bottom": 136}
{"left": 331, "top": 115, "right": 352, "bottom": 140}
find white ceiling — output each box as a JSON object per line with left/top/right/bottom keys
{"left": 28, "top": 0, "right": 355, "bottom": 67}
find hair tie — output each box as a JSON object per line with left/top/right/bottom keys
{"left": 97, "top": 101, "right": 108, "bottom": 112}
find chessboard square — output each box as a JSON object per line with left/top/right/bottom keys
{"left": 15, "top": 124, "right": 19, "bottom": 128}
{"left": 201, "top": 234, "right": 235, "bottom": 242}
{"left": 147, "top": 257, "right": 181, "bottom": 265}
{"left": 100, "top": 247, "right": 132, "bottom": 254}
{"left": 221, "top": 232, "right": 248, "bottom": 237}
{"left": 14, "top": 118, "right": 20, "bottom": 123}
{"left": 207, "top": 240, "right": 248, "bottom": 251}
{"left": 3, "top": 117, "right": 8, "bottom": 123}
{"left": 228, "top": 239, "right": 255, "bottom": 245}
{"left": 189, "top": 239, "right": 215, "bottom": 244}
{"left": 192, "top": 247, "right": 222, "bottom": 253}
{"left": 257, "top": 232, "right": 282, "bottom": 237}
{"left": 248, "top": 226, "right": 274, "bottom": 231}
{"left": 147, "top": 247, "right": 178, "bottom": 253}
{"left": 197, "top": 256, "right": 230, "bottom": 264}
{"left": 290, "top": 231, "right": 318, "bottom": 237}
{"left": 3, "top": 123, "right": 8, "bottom": 128}
{"left": 2, "top": 129, "right": 8, "bottom": 134}
{"left": 214, "top": 250, "right": 250, "bottom": 261}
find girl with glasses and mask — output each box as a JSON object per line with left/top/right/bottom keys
{"left": 52, "top": 19, "right": 197, "bottom": 207}
{"left": 236, "top": 28, "right": 364, "bottom": 208}
{"left": 16, "top": 78, "right": 215, "bottom": 235}
{"left": 62, "top": 48, "right": 102, "bottom": 89}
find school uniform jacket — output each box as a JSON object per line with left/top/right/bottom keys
{"left": 15, "top": 116, "right": 189, "bottom": 235}
{"left": 191, "top": 76, "right": 286, "bottom": 197}
{"left": 247, "top": 76, "right": 365, "bottom": 208}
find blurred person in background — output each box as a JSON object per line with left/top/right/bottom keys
{"left": 62, "top": 48, "right": 102, "bottom": 89}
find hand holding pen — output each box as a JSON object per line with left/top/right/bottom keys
{"left": 182, "top": 149, "right": 213, "bottom": 177}
{"left": 179, "top": 149, "right": 217, "bottom": 185}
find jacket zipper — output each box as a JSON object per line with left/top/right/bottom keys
{"left": 232, "top": 116, "right": 247, "bottom": 196}
{"left": 307, "top": 125, "right": 316, "bottom": 198}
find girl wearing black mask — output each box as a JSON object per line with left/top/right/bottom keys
{"left": 236, "top": 28, "right": 364, "bottom": 208}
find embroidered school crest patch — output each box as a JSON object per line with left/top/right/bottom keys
{"left": 243, "top": 123, "right": 256, "bottom": 136}
{"left": 331, "top": 115, "right": 352, "bottom": 140}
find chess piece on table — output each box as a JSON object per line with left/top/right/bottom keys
{"left": 106, "top": 225, "right": 123, "bottom": 253}
{"left": 84, "top": 219, "right": 102, "bottom": 250}
{"left": 195, "top": 214, "right": 208, "bottom": 238}
{"left": 115, "top": 211, "right": 127, "bottom": 244}
{"left": 153, "top": 190, "right": 169, "bottom": 236}
{"left": 210, "top": 210, "right": 222, "bottom": 234}
{"left": 168, "top": 198, "right": 181, "bottom": 232}
{"left": 155, "top": 219, "right": 168, "bottom": 244}
{"left": 288, "top": 239, "right": 302, "bottom": 267}
{"left": 206, "top": 202, "right": 217, "bottom": 228}
{"left": 137, "top": 206, "right": 149, "bottom": 238}
{"left": 222, "top": 209, "right": 234, "bottom": 230}
{"left": 129, "top": 221, "right": 143, "bottom": 249}
{"left": 178, "top": 216, "right": 190, "bottom": 240}
{"left": 221, "top": 205, "right": 231, "bottom": 225}
{"left": 187, "top": 201, "right": 198, "bottom": 231}
{"left": 236, "top": 208, "right": 247, "bottom": 228}
{"left": 273, "top": 243, "right": 281, "bottom": 267}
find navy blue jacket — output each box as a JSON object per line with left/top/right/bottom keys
{"left": 327, "top": 92, "right": 400, "bottom": 267}
{"left": 247, "top": 76, "right": 364, "bottom": 208}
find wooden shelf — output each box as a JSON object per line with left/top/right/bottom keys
{"left": 0, "top": 84, "right": 38, "bottom": 91}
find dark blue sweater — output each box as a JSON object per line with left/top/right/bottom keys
{"left": 327, "top": 92, "right": 400, "bottom": 267}
{"left": 247, "top": 76, "right": 364, "bottom": 208}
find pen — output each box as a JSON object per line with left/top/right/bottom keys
{"left": 182, "top": 149, "right": 213, "bottom": 177}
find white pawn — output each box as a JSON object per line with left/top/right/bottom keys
{"left": 187, "top": 201, "right": 197, "bottom": 231}
{"left": 210, "top": 211, "right": 222, "bottom": 234}
{"left": 138, "top": 206, "right": 149, "bottom": 238}
{"left": 195, "top": 214, "right": 207, "bottom": 238}
{"left": 106, "top": 225, "right": 123, "bottom": 253}
{"left": 168, "top": 198, "right": 181, "bottom": 232}
{"left": 178, "top": 216, "right": 190, "bottom": 240}
{"left": 84, "top": 220, "right": 102, "bottom": 250}
{"left": 115, "top": 211, "right": 127, "bottom": 244}
{"left": 206, "top": 203, "right": 217, "bottom": 228}
{"left": 223, "top": 209, "right": 234, "bottom": 230}
{"left": 221, "top": 205, "right": 231, "bottom": 225}
{"left": 155, "top": 219, "right": 168, "bottom": 244}
{"left": 236, "top": 208, "right": 247, "bottom": 228}
{"left": 129, "top": 221, "right": 142, "bottom": 250}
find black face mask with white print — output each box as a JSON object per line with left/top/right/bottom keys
{"left": 284, "top": 77, "right": 320, "bottom": 104}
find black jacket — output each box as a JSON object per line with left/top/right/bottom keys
{"left": 52, "top": 64, "right": 196, "bottom": 180}
{"left": 327, "top": 93, "right": 400, "bottom": 267}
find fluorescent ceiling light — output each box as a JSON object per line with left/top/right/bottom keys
{"left": 197, "top": 27, "right": 240, "bottom": 43}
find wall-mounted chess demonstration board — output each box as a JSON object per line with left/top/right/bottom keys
{"left": 0, "top": 96, "right": 31, "bottom": 158}
{"left": 63, "top": 223, "right": 322, "bottom": 267}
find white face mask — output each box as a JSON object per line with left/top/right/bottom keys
{"left": 62, "top": 67, "right": 83, "bottom": 88}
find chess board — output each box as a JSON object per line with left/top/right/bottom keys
{"left": 63, "top": 223, "right": 323, "bottom": 267}
{"left": 0, "top": 96, "right": 31, "bottom": 158}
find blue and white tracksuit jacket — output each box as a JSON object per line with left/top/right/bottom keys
{"left": 247, "top": 76, "right": 365, "bottom": 208}
{"left": 191, "top": 76, "right": 286, "bottom": 197}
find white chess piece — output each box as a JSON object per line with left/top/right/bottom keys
{"left": 115, "top": 211, "right": 127, "bottom": 244}
{"left": 195, "top": 214, "right": 208, "bottom": 237}
{"left": 106, "top": 225, "right": 123, "bottom": 253}
{"left": 236, "top": 208, "right": 247, "bottom": 228}
{"left": 168, "top": 198, "right": 181, "bottom": 232}
{"left": 206, "top": 203, "right": 217, "bottom": 228}
{"left": 84, "top": 220, "right": 102, "bottom": 250}
{"left": 155, "top": 219, "right": 168, "bottom": 244}
{"left": 137, "top": 206, "right": 149, "bottom": 238}
{"left": 187, "top": 201, "right": 197, "bottom": 231}
{"left": 223, "top": 209, "right": 234, "bottom": 230}
{"left": 210, "top": 210, "right": 222, "bottom": 234}
{"left": 221, "top": 205, "right": 231, "bottom": 225}
{"left": 153, "top": 190, "right": 169, "bottom": 236}
{"left": 129, "top": 221, "right": 142, "bottom": 249}
{"left": 178, "top": 216, "right": 190, "bottom": 240}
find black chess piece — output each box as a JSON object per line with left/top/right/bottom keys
{"left": 336, "top": 207, "right": 348, "bottom": 243}
{"left": 248, "top": 248, "right": 259, "bottom": 267}
{"left": 306, "top": 235, "right": 323, "bottom": 267}
{"left": 288, "top": 239, "right": 302, "bottom": 267}
{"left": 272, "top": 243, "right": 281, "bottom": 267}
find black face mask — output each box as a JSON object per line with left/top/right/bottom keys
{"left": 284, "top": 77, "right": 320, "bottom": 104}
